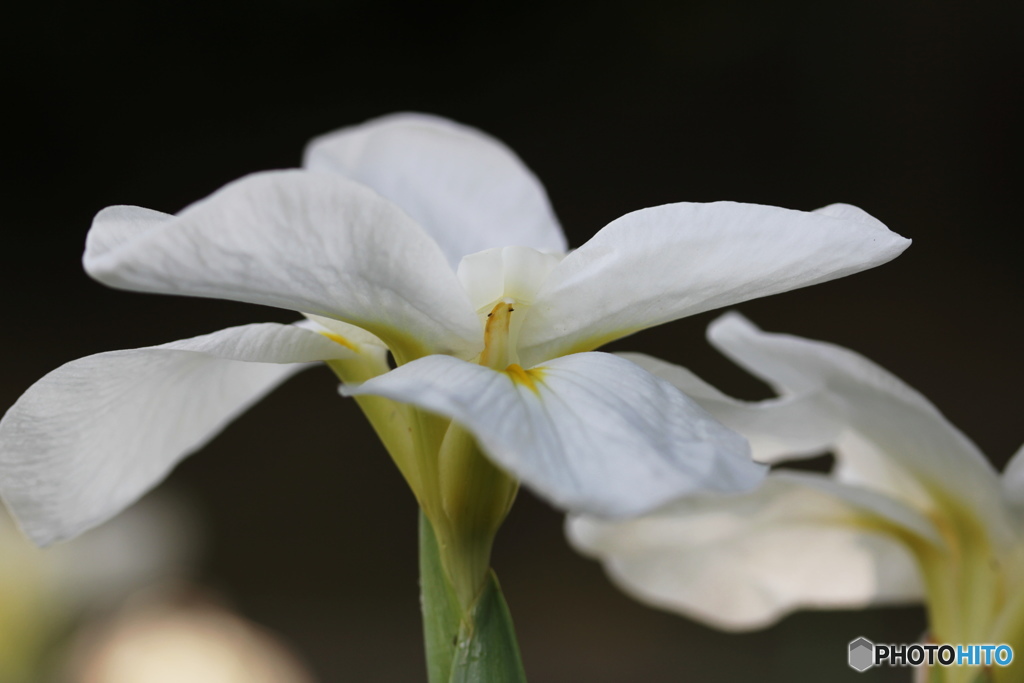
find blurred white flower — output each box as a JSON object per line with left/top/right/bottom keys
{"left": 63, "top": 591, "right": 314, "bottom": 683}
{"left": 0, "top": 115, "right": 907, "bottom": 599}
{"left": 568, "top": 313, "right": 1023, "bottom": 681}
{"left": 0, "top": 496, "right": 195, "bottom": 682}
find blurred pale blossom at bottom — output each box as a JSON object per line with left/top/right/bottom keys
{"left": 62, "top": 591, "right": 315, "bottom": 683}
{"left": 0, "top": 496, "right": 197, "bottom": 682}
{"left": 0, "top": 496, "right": 315, "bottom": 682}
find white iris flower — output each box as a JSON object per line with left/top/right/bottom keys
{"left": 0, "top": 114, "right": 907, "bottom": 603}
{"left": 568, "top": 314, "right": 1022, "bottom": 682}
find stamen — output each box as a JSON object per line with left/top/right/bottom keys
{"left": 479, "top": 302, "right": 515, "bottom": 369}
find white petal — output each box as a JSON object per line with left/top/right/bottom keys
{"left": 343, "top": 352, "right": 764, "bottom": 517}
{"left": 0, "top": 323, "right": 351, "bottom": 546}
{"left": 300, "top": 314, "right": 388, "bottom": 353}
{"left": 457, "top": 246, "right": 565, "bottom": 312}
{"left": 517, "top": 201, "right": 909, "bottom": 366}
{"left": 84, "top": 205, "right": 172, "bottom": 255}
{"left": 566, "top": 474, "right": 925, "bottom": 631}
{"left": 304, "top": 113, "right": 567, "bottom": 267}
{"left": 618, "top": 352, "right": 842, "bottom": 463}
{"left": 707, "top": 312, "right": 1015, "bottom": 546}
{"left": 85, "top": 170, "right": 482, "bottom": 361}
{"left": 782, "top": 471, "right": 942, "bottom": 544}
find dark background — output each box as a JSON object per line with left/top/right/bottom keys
{"left": 3, "top": 1, "right": 1022, "bottom": 681}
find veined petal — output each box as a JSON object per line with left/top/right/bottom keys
{"left": 303, "top": 113, "right": 567, "bottom": 267}
{"left": 0, "top": 323, "right": 352, "bottom": 546}
{"left": 617, "top": 352, "right": 842, "bottom": 463}
{"left": 84, "top": 205, "right": 172, "bottom": 255}
{"left": 707, "top": 312, "right": 1015, "bottom": 547}
{"left": 85, "top": 170, "right": 482, "bottom": 361}
{"left": 517, "top": 202, "right": 909, "bottom": 366}
{"left": 343, "top": 352, "right": 764, "bottom": 518}
{"left": 566, "top": 474, "right": 926, "bottom": 631}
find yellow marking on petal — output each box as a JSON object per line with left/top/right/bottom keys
{"left": 505, "top": 363, "right": 542, "bottom": 393}
{"left": 562, "top": 327, "right": 644, "bottom": 357}
{"left": 320, "top": 331, "right": 358, "bottom": 352}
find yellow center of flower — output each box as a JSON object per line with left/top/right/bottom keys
{"left": 478, "top": 301, "right": 545, "bottom": 392}
{"left": 504, "top": 363, "right": 542, "bottom": 392}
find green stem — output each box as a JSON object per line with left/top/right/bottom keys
{"left": 419, "top": 512, "right": 527, "bottom": 683}
{"left": 420, "top": 511, "right": 462, "bottom": 683}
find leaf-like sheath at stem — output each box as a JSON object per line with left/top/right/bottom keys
{"left": 420, "top": 511, "right": 461, "bottom": 683}
{"left": 419, "top": 512, "right": 527, "bottom": 683}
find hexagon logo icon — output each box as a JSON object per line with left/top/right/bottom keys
{"left": 849, "top": 637, "right": 875, "bottom": 672}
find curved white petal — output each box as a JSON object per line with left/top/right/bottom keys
{"left": 517, "top": 201, "right": 909, "bottom": 366}
{"left": 343, "top": 352, "right": 764, "bottom": 518}
{"left": 782, "top": 471, "right": 942, "bottom": 544}
{"left": 617, "top": 352, "right": 842, "bottom": 463}
{"left": 566, "top": 474, "right": 925, "bottom": 631}
{"left": 304, "top": 113, "right": 567, "bottom": 267}
{"left": 707, "top": 312, "right": 1015, "bottom": 546}
{"left": 0, "top": 323, "right": 351, "bottom": 546}
{"left": 85, "top": 170, "right": 482, "bottom": 361}
{"left": 85, "top": 205, "right": 173, "bottom": 255}
{"left": 457, "top": 246, "right": 565, "bottom": 312}
{"left": 300, "top": 314, "right": 388, "bottom": 353}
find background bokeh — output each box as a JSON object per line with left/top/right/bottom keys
{"left": 4, "top": 1, "right": 1022, "bottom": 680}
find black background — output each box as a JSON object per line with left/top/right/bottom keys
{"left": 3, "top": 1, "right": 1022, "bottom": 680}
